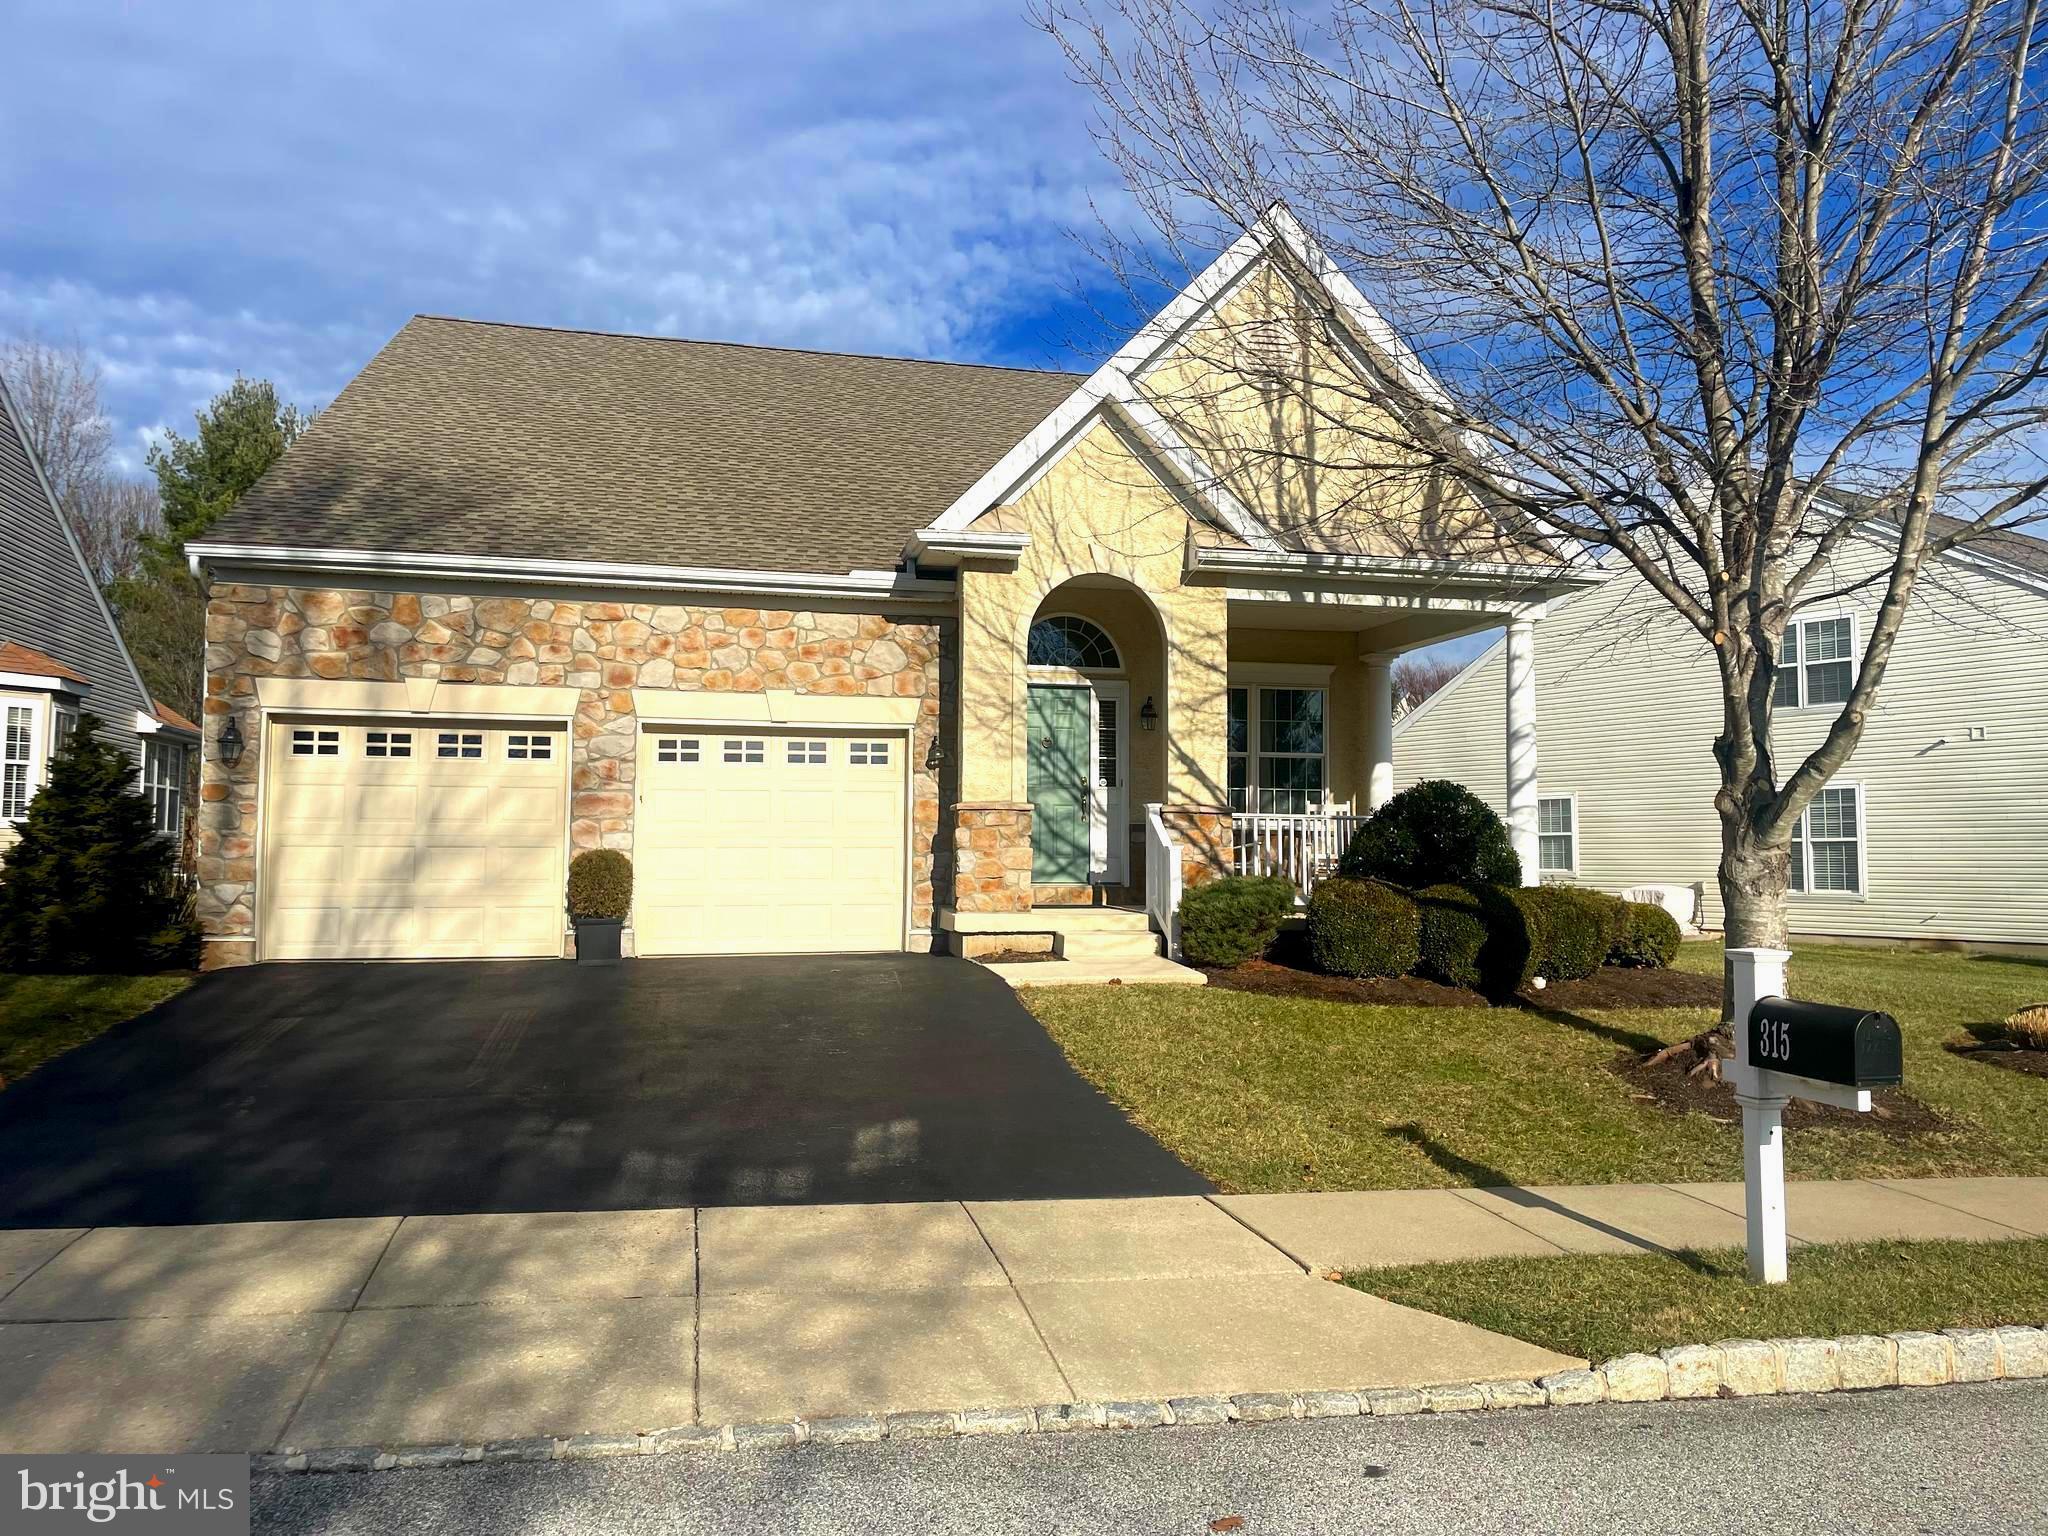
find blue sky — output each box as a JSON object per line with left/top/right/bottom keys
{"left": 2, "top": 0, "right": 1495, "bottom": 662}
{"left": 3, "top": 1, "right": 1148, "bottom": 466}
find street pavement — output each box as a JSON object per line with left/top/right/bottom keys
{"left": 251, "top": 1379, "right": 2048, "bottom": 1535}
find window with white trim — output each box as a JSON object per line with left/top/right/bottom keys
{"left": 1227, "top": 686, "right": 1327, "bottom": 814}
{"left": 54, "top": 707, "right": 80, "bottom": 747}
{"left": 364, "top": 729, "right": 412, "bottom": 758}
{"left": 1789, "top": 784, "right": 1864, "bottom": 894}
{"left": 1096, "top": 697, "right": 1119, "bottom": 788}
{"left": 1538, "top": 795, "right": 1577, "bottom": 874}
{"left": 2, "top": 703, "right": 34, "bottom": 819}
{"left": 723, "top": 738, "right": 765, "bottom": 764}
{"left": 655, "top": 737, "right": 699, "bottom": 764}
{"left": 1774, "top": 615, "right": 1856, "bottom": 710}
{"left": 142, "top": 738, "right": 186, "bottom": 835}
{"left": 290, "top": 727, "right": 340, "bottom": 757}
{"left": 786, "top": 738, "right": 827, "bottom": 766}
{"left": 849, "top": 740, "right": 891, "bottom": 767}
{"left": 505, "top": 732, "right": 552, "bottom": 761}
{"left": 437, "top": 731, "right": 484, "bottom": 759}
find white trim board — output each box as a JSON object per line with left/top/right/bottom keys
{"left": 188, "top": 543, "right": 957, "bottom": 604}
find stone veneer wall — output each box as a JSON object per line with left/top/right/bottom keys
{"left": 1161, "top": 807, "right": 1233, "bottom": 889}
{"left": 198, "top": 584, "right": 952, "bottom": 966}
{"left": 949, "top": 803, "right": 1033, "bottom": 913}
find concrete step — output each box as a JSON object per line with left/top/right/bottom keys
{"left": 1054, "top": 928, "right": 1166, "bottom": 961}
{"left": 981, "top": 955, "right": 1209, "bottom": 988}
{"left": 942, "top": 905, "right": 1153, "bottom": 936}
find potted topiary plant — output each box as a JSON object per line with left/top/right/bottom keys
{"left": 566, "top": 849, "right": 632, "bottom": 965}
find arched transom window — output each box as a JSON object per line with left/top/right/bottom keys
{"left": 1028, "top": 615, "right": 1121, "bottom": 671}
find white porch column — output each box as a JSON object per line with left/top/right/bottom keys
{"left": 1503, "top": 615, "right": 1540, "bottom": 886}
{"left": 1363, "top": 653, "right": 1395, "bottom": 811}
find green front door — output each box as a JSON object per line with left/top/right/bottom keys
{"left": 1027, "top": 684, "right": 1092, "bottom": 885}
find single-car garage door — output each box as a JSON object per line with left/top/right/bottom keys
{"left": 261, "top": 719, "right": 568, "bottom": 960}
{"left": 636, "top": 727, "right": 908, "bottom": 955}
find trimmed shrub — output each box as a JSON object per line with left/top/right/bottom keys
{"left": 1518, "top": 886, "right": 1610, "bottom": 980}
{"left": 1611, "top": 901, "right": 1682, "bottom": 968}
{"left": 1179, "top": 875, "right": 1296, "bottom": 967}
{"left": 1306, "top": 879, "right": 1421, "bottom": 979}
{"left": 1415, "top": 884, "right": 1487, "bottom": 988}
{"left": 567, "top": 849, "right": 633, "bottom": 920}
{"left": 1339, "top": 779, "right": 1522, "bottom": 890}
{"left": 0, "top": 713, "right": 191, "bottom": 973}
{"left": 1415, "top": 883, "right": 1541, "bottom": 998}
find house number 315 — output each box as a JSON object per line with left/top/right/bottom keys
{"left": 1757, "top": 1017, "right": 1794, "bottom": 1063}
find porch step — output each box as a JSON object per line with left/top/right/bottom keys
{"left": 1054, "top": 927, "right": 1166, "bottom": 961}
{"left": 981, "top": 955, "right": 1209, "bottom": 988}
{"left": 941, "top": 905, "right": 1153, "bottom": 936}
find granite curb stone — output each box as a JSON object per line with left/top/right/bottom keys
{"left": 255, "top": 1325, "right": 2048, "bottom": 1476}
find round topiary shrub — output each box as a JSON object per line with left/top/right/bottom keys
{"left": 1518, "top": 886, "right": 1609, "bottom": 980}
{"left": 1178, "top": 874, "right": 1296, "bottom": 967}
{"left": 1610, "top": 901, "right": 1682, "bottom": 968}
{"left": 1306, "top": 879, "right": 1421, "bottom": 979}
{"left": 1338, "top": 779, "right": 1522, "bottom": 890}
{"left": 567, "top": 848, "right": 633, "bottom": 920}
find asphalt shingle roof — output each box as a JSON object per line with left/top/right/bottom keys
{"left": 207, "top": 316, "right": 1083, "bottom": 576}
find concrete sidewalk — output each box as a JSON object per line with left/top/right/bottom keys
{"left": 0, "top": 1176, "right": 2038, "bottom": 1456}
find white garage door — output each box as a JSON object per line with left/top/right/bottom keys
{"left": 261, "top": 720, "right": 568, "bottom": 960}
{"left": 636, "top": 727, "right": 908, "bottom": 955}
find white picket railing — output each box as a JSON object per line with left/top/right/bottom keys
{"left": 1143, "top": 802, "right": 1184, "bottom": 959}
{"left": 1232, "top": 811, "right": 1368, "bottom": 899}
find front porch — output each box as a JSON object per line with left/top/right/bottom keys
{"left": 939, "top": 551, "right": 1583, "bottom": 958}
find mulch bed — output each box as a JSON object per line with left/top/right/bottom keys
{"left": 1609, "top": 1048, "right": 1946, "bottom": 1138}
{"left": 1944, "top": 1038, "right": 2048, "bottom": 1081}
{"left": 1200, "top": 933, "right": 1723, "bottom": 1011}
{"left": 982, "top": 949, "right": 1062, "bottom": 964}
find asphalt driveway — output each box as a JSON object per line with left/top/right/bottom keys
{"left": 0, "top": 955, "right": 1206, "bottom": 1227}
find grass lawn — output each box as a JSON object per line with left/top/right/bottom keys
{"left": 1349, "top": 1239, "right": 2048, "bottom": 1361}
{"left": 1021, "top": 940, "right": 2048, "bottom": 1192}
{"left": 0, "top": 973, "right": 192, "bottom": 1087}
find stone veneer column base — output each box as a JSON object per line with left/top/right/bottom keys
{"left": 951, "top": 803, "right": 1034, "bottom": 913}
{"left": 1161, "top": 806, "right": 1233, "bottom": 889}
{"left": 200, "top": 937, "right": 257, "bottom": 971}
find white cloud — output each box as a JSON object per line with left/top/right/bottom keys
{"left": 0, "top": 0, "right": 1141, "bottom": 459}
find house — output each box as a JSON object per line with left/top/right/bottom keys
{"left": 0, "top": 379, "right": 198, "bottom": 849}
{"left": 184, "top": 208, "right": 1599, "bottom": 969}
{"left": 1392, "top": 519, "right": 2048, "bottom": 948}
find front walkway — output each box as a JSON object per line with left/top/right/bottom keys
{"left": 0, "top": 1178, "right": 2039, "bottom": 1455}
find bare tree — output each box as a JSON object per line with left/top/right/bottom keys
{"left": 1392, "top": 652, "right": 1467, "bottom": 711}
{"left": 1039, "top": 0, "right": 2048, "bottom": 956}
{"left": 1, "top": 335, "right": 161, "bottom": 585}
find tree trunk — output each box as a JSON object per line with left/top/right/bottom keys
{"left": 1718, "top": 813, "right": 1791, "bottom": 1024}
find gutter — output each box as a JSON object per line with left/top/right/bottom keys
{"left": 903, "top": 528, "right": 1031, "bottom": 569}
{"left": 184, "top": 543, "right": 959, "bottom": 604}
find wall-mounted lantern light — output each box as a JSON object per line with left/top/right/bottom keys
{"left": 1139, "top": 696, "right": 1159, "bottom": 732}
{"left": 218, "top": 716, "right": 245, "bottom": 769}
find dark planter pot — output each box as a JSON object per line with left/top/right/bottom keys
{"left": 573, "top": 917, "right": 624, "bottom": 966}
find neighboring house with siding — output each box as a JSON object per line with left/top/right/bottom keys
{"left": 1393, "top": 519, "right": 2048, "bottom": 949}
{"left": 0, "top": 378, "right": 198, "bottom": 848}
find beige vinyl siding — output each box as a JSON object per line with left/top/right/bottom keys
{"left": 1393, "top": 536, "right": 2048, "bottom": 945}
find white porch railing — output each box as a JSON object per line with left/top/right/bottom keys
{"left": 1232, "top": 811, "right": 1369, "bottom": 899}
{"left": 1143, "top": 802, "right": 1184, "bottom": 959}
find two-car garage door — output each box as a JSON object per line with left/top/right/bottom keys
{"left": 259, "top": 718, "right": 909, "bottom": 960}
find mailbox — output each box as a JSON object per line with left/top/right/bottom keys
{"left": 1748, "top": 998, "right": 1903, "bottom": 1088}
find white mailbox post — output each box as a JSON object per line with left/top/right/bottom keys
{"left": 1724, "top": 947, "right": 1891, "bottom": 1284}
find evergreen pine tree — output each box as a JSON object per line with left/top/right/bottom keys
{"left": 0, "top": 713, "right": 193, "bottom": 972}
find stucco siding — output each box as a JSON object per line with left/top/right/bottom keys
{"left": 1394, "top": 538, "right": 2048, "bottom": 945}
